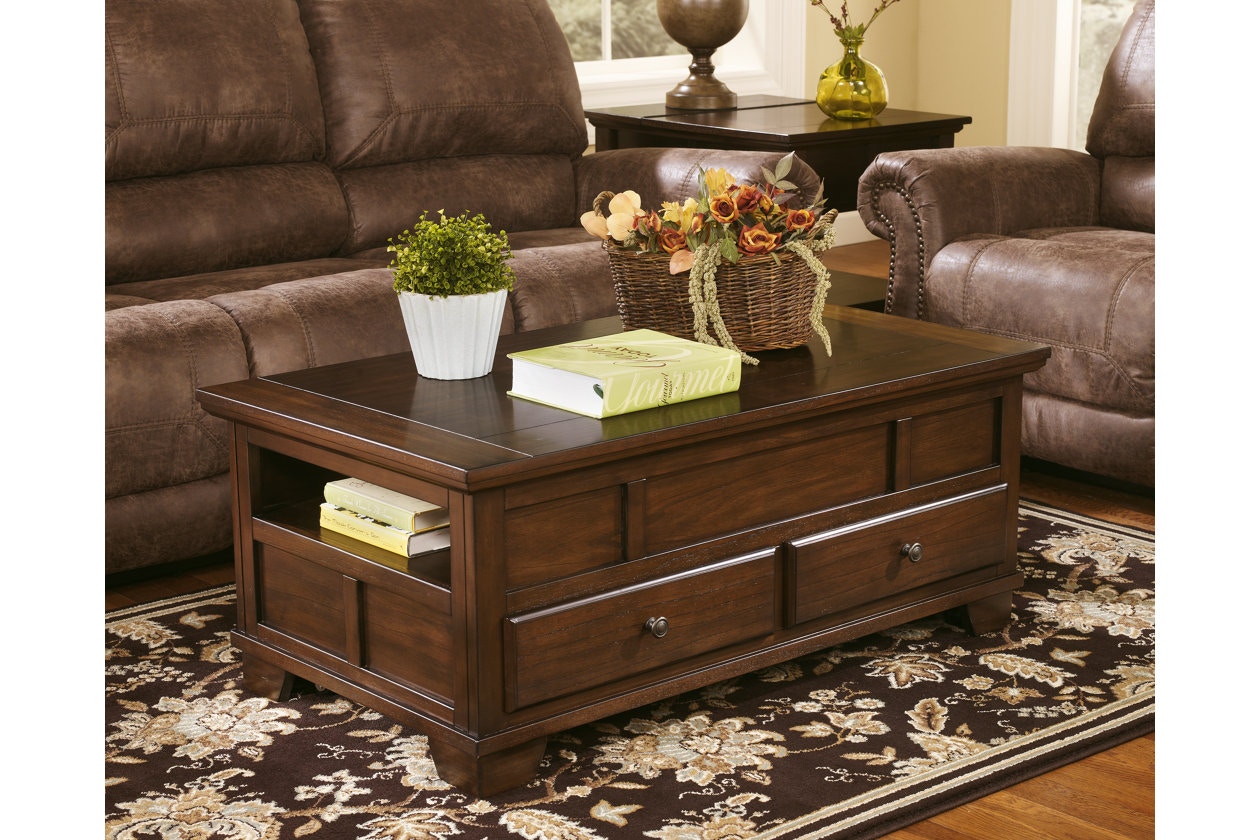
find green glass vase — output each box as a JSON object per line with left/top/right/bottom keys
{"left": 815, "top": 36, "right": 888, "bottom": 120}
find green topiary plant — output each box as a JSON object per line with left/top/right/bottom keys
{"left": 388, "top": 210, "right": 516, "bottom": 298}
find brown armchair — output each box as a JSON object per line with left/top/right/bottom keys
{"left": 856, "top": 0, "right": 1154, "bottom": 487}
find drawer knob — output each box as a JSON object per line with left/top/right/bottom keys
{"left": 644, "top": 616, "right": 670, "bottom": 638}
{"left": 901, "top": 542, "right": 924, "bottom": 563}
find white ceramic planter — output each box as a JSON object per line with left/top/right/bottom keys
{"left": 397, "top": 288, "right": 508, "bottom": 379}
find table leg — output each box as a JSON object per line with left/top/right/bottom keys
{"left": 963, "top": 590, "right": 1015, "bottom": 636}
{"left": 241, "top": 652, "right": 297, "bottom": 701}
{"left": 427, "top": 736, "right": 550, "bottom": 797}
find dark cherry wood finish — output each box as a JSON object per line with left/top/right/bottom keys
{"left": 584, "top": 96, "right": 972, "bottom": 211}
{"left": 197, "top": 309, "right": 1048, "bottom": 796}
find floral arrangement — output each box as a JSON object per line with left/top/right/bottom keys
{"left": 808, "top": 0, "right": 902, "bottom": 41}
{"left": 581, "top": 154, "right": 836, "bottom": 363}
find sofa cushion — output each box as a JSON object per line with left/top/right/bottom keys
{"left": 209, "top": 270, "right": 411, "bottom": 377}
{"left": 106, "top": 163, "right": 350, "bottom": 284}
{"left": 925, "top": 232, "right": 1154, "bottom": 416}
{"left": 1086, "top": 0, "right": 1155, "bottom": 160}
{"left": 107, "top": 257, "right": 386, "bottom": 303}
{"left": 507, "top": 241, "right": 618, "bottom": 331}
{"left": 105, "top": 300, "right": 250, "bottom": 499}
{"left": 106, "top": 476, "right": 235, "bottom": 576}
{"left": 296, "top": 0, "right": 587, "bottom": 170}
{"left": 335, "top": 156, "right": 581, "bottom": 253}
{"left": 105, "top": 0, "right": 327, "bottom": 181}
{"left": 1100, "top": 156, "right": 1154, "bottom": 233}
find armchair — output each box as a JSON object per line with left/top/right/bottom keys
{"left": 856, "top": 0, "right": 1154, "bottom": 487}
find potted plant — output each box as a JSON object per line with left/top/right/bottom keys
{"left": 389, "top": 210, "right": 516, "bottom": 379}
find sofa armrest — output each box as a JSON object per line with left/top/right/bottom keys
{"left": 857, "top": 146, "right": 1102, "bottom": 318}
{"left": 572, "top": 148, "right": 823, "bottom": 220}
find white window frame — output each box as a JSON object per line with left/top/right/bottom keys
{"left": 574, "top": 1, "right": 808, "bottom": 111}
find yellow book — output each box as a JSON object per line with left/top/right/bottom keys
{"left": 319, "top": 503, "right": 450, "bottom": 558}
{"left": 507, "top": 329, "right": 741, "bottom": 418}
{"left": 324, "top": 477, "right": 449, "bottom": 533}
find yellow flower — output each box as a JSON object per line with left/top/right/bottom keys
{"left": 662, "top": 197, "right": 699, "bottom": 232}
{"left": 703, "top": 167, "right": 736, "bottom": 199}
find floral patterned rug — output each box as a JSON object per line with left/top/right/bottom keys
{"left": 105, "top": 501, "right": 1154, "bottom": 840}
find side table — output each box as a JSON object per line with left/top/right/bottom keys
{"left": 585, "top": 95, "right": 971, "bottom": 212}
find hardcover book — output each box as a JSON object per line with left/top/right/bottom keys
{"left": 324, "top": 477, "right": 449, "bottom": 533}
{"left": 507, "top": 329, "right": 741, "bottom": 418}
{"left": 318, "top": 503, "right": 451, "bottom": 558}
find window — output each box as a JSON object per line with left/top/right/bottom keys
{"left": 549, "top": 0, "right": 686, "bottom": 61}
{"left": 547, "top": 0, "right": 806, "bottom": 112}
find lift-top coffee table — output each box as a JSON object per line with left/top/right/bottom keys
{"left": 197, "top": 309, "right": 1049, "bottom": 796}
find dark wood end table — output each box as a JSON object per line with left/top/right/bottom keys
{"left": 584, "top": 95, "right": 972, "bottom": 212}
{"left": 198, "top": 309, "right": 1047, "bottom": 796}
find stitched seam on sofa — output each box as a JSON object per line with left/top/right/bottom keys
{"left": 955, "top": 326, "right": 1152, "bottom": 411}
{"left": 1101, "top": 254, "right": 1154, "bottom": 403}
{"left": 266, "top": 286, "right": 319, "bottom": 369}
{"left": 958, "top": 238, "right": 1004, "bottom": 328}
{"left": 153, "top": 304, "right": 207, "bottom": 416}
{"left": 534, "top": 248, "right": 578, "bottom": 324}
{"left": 1117, "top": 3, "right": 1154, "bottom": 93}
{"left": 104, "top": 24, "right": 128, "bottom": 151}
{"left": 337, "top": 0, "right": 400, "bottom": 167}
{"left": 520, "top": 0, "right": 589, "bottom": 142}
{"left": 152, "top": 305, "right": 232, "bottom": 459}
{"left": 1096, "top": 3, "right": 1154, "bottom": 151}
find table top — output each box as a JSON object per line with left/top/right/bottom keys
{"left": 585, "top": 96, "right": 972, "bottom": 143}
{"left": 198, "top": 310, "right": 1048, "bottom": 491}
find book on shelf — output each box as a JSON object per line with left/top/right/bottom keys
{"left": 324, "top": 477, "right": 449, "bottom": 533}
{"left": 506, "top": 328, "right": 742, "bottom": 418}
{"left": 319, "top": 503, "right": 451, "bottom": 558}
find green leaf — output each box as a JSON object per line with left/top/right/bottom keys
{"left": 775, "top": 152, "right": 795, "bottom": 181}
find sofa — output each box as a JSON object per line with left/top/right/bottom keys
{"left": 105, "top": 0, "right": 822, "bottom": 575}
{"left": 856, "top": 0, "right": 1154, "bottom": 488}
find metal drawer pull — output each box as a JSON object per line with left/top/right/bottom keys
{"left": 644, "top": 616, "right": 670, "bottom": 638}
{"left": 900, "top": 542, "right": 924, "bottom": 563}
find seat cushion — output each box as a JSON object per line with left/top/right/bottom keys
{"left": 105, "top": 300, "right": 250, "bottom": 499}
{"left": 924, "top": 230, "right": 1153, "bottom": 416}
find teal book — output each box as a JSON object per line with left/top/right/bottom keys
{"left": 507, "top": 329, "right": 741, "bottom": 418}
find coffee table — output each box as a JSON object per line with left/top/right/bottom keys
{"left": 197, "top": 310, "right": 1048, "bottom": 796}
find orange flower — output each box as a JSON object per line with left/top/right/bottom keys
{"left": 709, "top": 193, "right": 739, "bottom": 224}
{"left": 656, "top": 225, "right": 688, "bottom": 254}
{"left": 736, "top": 222, "right": 781, "bottom": 255}
{"left": 733, "top": 184, "right": 764, "bottom": 217}
{"left": 785, "top": 208, "right": 816, "bottom": 231}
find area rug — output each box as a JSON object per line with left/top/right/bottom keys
{"left": 105, "top": 501, "right": 1154, "bottom": 840}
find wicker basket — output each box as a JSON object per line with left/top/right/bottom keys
{"left": 605, "top": 243, "right": 822, "bottom": 352}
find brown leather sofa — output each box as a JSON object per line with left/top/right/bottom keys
{"left": 105, "top": 0, "right": 822, "bottom": 575}
{"left": 856, "top": 0, "right": 1154, "bottom": 488}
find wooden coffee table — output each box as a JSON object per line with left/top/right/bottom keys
{"left": 197, "top": 310, "right": 1048, "bottom": 796}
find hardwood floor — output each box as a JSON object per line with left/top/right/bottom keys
{"left": 105, "top": 240, "right": 1156, "bottom": 837}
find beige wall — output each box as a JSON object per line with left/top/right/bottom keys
{"left": 803, "top": 0, "right": 1012, "bottom": 148}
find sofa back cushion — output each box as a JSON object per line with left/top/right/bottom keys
{"left": 1086, "top": 0, "right": 1154, "bottom": 232}
{"left": 297, "top": 0, "right": 589, "bottom": 251}
{"left": 105, "top": 0, "right": 348, "bottom": 283}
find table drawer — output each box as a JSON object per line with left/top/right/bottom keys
{"left": 504, "top": 549, "right": 776, "bottom": 711}
{"left": 786, "top": 488, "right": 1008, "bottom": 625}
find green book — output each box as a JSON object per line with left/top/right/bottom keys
{"left": 507, "top": 329, "right": 741, "bottom": 418}
{"left": 324, "top": 477, "right": 449, "bottom": 533}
